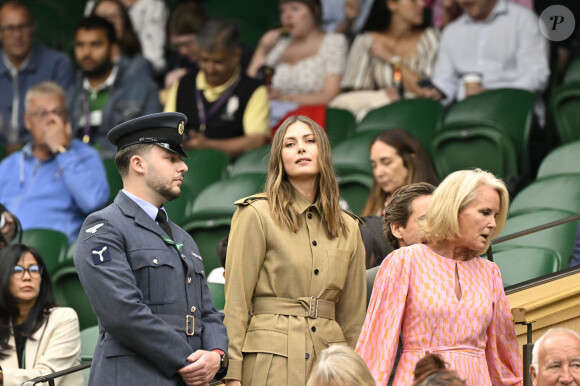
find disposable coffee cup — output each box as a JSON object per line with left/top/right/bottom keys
{"left": 462, "top": 73, "right": 482, "bottom": 86}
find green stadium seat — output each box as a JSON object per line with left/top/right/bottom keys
{"left": 338, "top": 174, "right": 373, "bottom": 216}
{"left": 208, "top": 282, "right": 225, "bottom": 311}
{"left": 550, "top": 82, "right": 580, "bottom": 144}
{"left": 536, "top": 140, "right": 580, "bottom": 179}
{"left": 80, "top": 325, "right": 100, "bottom": 363}
{"left": 356, "top": 98, "right": 444, "bottom": 153}
{"left": 103, "top": 158, "right": 123, "bottom": 205}
{"left": 51, "top": 263, "right": 98, "bottom": 331}
{"left": 509, "top": 175, "right": 580, "bottom": 216}
{"left": 182, "top": 149, "right": 229, "bottom": 201}
{"left": 431, "top": 126, "right": 519, "bottom": 182}
{"left": 563, "top": 56, "right": 580, "bottom": 84}
{"left": 182, "top": 173, "right": 266, "bottom": 273}
{"left": 491, "top": 246, "right": 561, "bottom": 287}
{"left": 21, "top": 228, "right": 69, "bottom": 274}
{"left": 332, "top": 130, "right": 382, "bottom": 177}
{"left": 437, "top": 88, "right": 535, "bottom": 173}
{"left": 0, "top": 145, "right": 6, "bottom": 161}
{"left": 228, "top": 145, "right": 271, "bottom": 176}
{"left": 326, "top": 107, "right": 356, "bottom": 147}
{"left": 494, "top": 209, "right": 578, "bottom": 268}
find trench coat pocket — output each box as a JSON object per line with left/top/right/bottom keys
{"left": 130, "top": 252, "right": 178, "bottom": 305}
{"left": 327, "top": 249, "right": 351, "bottom": 291}
{"left": 242, "top": 329, "right": 289, "bottom": 357}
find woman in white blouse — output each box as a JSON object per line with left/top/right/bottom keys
{"left": 247, "top": 0, "right": 347, "bottom": 107}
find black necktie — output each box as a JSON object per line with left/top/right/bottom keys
{"left": 156, "top": 209, "right": 174, "bottom": 240}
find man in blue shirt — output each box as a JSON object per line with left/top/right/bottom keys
{"left": 0, "top": 0, "right": 73, "bottom": 152}
{"left": 0, "top": 81, "right": 109, "bottom": 243}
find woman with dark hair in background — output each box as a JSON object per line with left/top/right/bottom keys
{"left": 362, "top": 129, "right": 438, "bottom": 217}
{"left": 224, "top": 115, "right": 366, "bottom": 386}
{"left": 0, "top": 244, "right": 82, "bottom": 386}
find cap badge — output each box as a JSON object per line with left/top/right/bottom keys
{"left": 178, "top": 121, "right": 185, "bottom": 135}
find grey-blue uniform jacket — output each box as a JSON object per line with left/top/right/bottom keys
{"left": 74, "top": 191, "right": 228, "bottom": 385}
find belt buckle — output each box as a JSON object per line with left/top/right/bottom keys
{"left": 308, "top": 297, "right": 319, "bottom": 319}
{"left": 186, "top": 315, "right": 195, "bottom": 336}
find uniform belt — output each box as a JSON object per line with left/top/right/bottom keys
{"left": 252, "top": 296, "right": 336, "bottom": 320}
{"left": 157, "top": 314, "right": 201, "bottom": 336}
{"left": 252, "top": 297, "right": 336, "bottom": 386}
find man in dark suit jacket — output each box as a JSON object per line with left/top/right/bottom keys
{"left": 74, "top": 112, "right": 228, "bottom": 385}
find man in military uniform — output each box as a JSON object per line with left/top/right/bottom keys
{"left": 74, "top": 112, "right": 228, "bottom": 385}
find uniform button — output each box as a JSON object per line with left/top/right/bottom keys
{"left": 181, "top": 254, "right": 186, "bottom": 259}
{"left": 187, "top": 277, "right": 192, "bottom": 284}
{"left": 314, "top": 269, "right": 319, "bottom": 275}
{"left": 305, "top": 353, "right": 310, "bottom": 359}
{"left": 311, "top": 326, "right": 316, "bottom": 332}
{"left": 153, "top": 259, "right": 158, "bottom": 264}
{"left": 307, "top": 213, "right": 312, "bottom": 219}
{"left": 312, "top": 241, "right": 317, "bottom": 246}
{"left": 191, "top": 306, "right": 196, "bottom": 313}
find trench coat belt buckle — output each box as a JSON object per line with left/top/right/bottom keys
{"left": 157, "top": 314, "right": 200, "bottom": 336}
{"left": 251, "top": 296, "right": 336, "bottom": 320}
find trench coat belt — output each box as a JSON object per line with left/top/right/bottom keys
{"left": 157, "top": 314, "right": 201, "bottom": 336}
{"left": 252, "top": 297, "right": 336, "bottom": 386}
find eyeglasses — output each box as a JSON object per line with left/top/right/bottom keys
{"left": 12, "top": 264, "right": 43, "bottom": 278}
{"left": 28, "top": 108, "right": 67, "bottom": 121}
{"left": 0, "top": 23, "right": 32, "bottom": 34}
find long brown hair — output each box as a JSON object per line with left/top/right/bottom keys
{"left": 92, "top": 0, "right": 141, "bottom": 57}
{"left": 362, "top": 129, "right": 438, "bottom": 216}
{"left": 266, "top": 116, "right": 348, "bottom": 239}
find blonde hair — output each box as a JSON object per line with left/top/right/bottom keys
{"left": 421, "top": 169, "right": 509, "bottom": 256}
{"left": 266, "top": 115, "right": 348, "bottom": 239}
{"left": 307, "top": 345, "right": 376, "bottom": 386}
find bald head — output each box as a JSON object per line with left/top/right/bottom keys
{"left": 530, "top": 328, "right": 580, "bottom": 386}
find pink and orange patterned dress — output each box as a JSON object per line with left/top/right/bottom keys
{"left": 357, "top": 243, "right": 523, "bottom": 385}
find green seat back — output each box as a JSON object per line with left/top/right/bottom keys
{"left": 103, "top": 158, "right": 123, "bottom": 205}
{"left": 183, "top": 149, "right": 230, "bottom": 201}
{"left": 0, "top": 145, "right": 6, "bottom": 161}
{"left": 431, "top": 127, "right": 519, "bottom": 181}
{"left": 229, "top": 145, "right": 271, "bottom": 176}
{"left": 510, "top": 175, "right": 580, "bottom": 216}
{"left": 52, "top": 264, "right": 98, "bottom": 331}
{"left": 356, "top": 98, "right": 444, "bottom": 153}
{"left": 440, "top": 88, "right": 535, "bottom": 170}
{"left": 338, "top": 174, "right": 373, "bottom": 216}
{"left": 80, "top": 325, "right": 100, "bottom": 363}
{"left": 189, "top": 225, "right": 231, "bottom": 274}
{"left": 182, "top": 173, "right": 265, "bottom": 273}
{"left": 208, "top": 282, "right": 225, "bottom": 311}
{"left": 537, "top": 140, "right": 580, "bottom": 179}
{"left": 491, "top": 246, "right": 561, "bottom": 287}
{"left": 563, "top": 57, "right": 580, "bottom": 84}
{"left": 21, "top": 229, "right": 69, "bottom": 274}
{"left": 332, "top": 130, "right": 382, "bottom": 177}
{"left": 550, "top": 83, "right": 580, "bottom": 144}
{"left": 326, "top": 107, "right": 356, "bottom": 147}
{"left": 494, "top": 209, "right": 578, "bottom": 268}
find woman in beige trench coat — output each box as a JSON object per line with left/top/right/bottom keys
{"left": 223, "top": 115, "right": 367, "bottom": 386}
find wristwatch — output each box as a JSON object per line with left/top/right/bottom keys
{"left": 213, "top": 349, "right": 228, "bottom": 371}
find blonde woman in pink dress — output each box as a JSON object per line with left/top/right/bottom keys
{"left": 357, "top": 169, "right": 523, "bottom": 385}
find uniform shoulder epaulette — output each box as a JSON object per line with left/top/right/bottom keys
{"left": 234, "top": 193, "right": 268, "bottom": 206}
{"left": 341, "top": 209, "right": 364, "bottom": 226}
